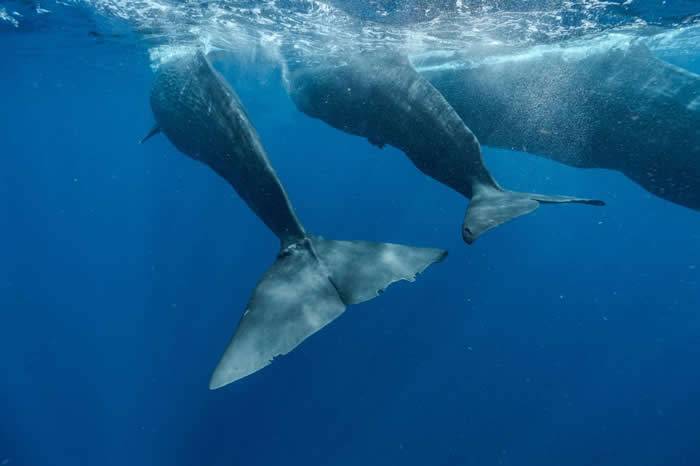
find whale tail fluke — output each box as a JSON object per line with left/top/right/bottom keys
{"left": 462, "top": 185, "right": 605, "bottom": 244}
{"left": 208, "top": 237, "right": 446, "bottom": 389}
{"left": 312, "top": 237, "right": 446, "bottom": 304}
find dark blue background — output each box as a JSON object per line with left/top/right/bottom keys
{"left": 2, "top": 11, "right": 700, "bottom": 466}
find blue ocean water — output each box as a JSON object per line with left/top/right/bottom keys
{"left": 2, "top": 1, "right": 700, "bottom": 465}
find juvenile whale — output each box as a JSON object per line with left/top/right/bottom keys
{"left": 143, "top": 51, "right": 446, "bottom": 389}
{"left": 288, "top": 52, "right": 604, "bottom": 244}
{"left": 419, "top": 43, "right": 700, "bottom": 211}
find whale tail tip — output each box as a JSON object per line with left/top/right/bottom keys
{"left": 208, "top": 237, "right": 446, "bottom": 389}
{"left": 462, "top": 185, "right": 605, "bottom": 244}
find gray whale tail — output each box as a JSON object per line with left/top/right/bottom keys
{"left": 462, "top": 184, "right": 605, "bottom": 244}
{"left": 209, "top": 237, "right": 446, "bottom": 389}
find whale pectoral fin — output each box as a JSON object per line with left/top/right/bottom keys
{"left": 140, "top": 124, "right": 161, "bottom": 144}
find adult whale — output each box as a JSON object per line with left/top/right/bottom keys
{"left": 142, "top": 51, "right": 446, "bottom": 389}
{"left": 288, "top": 53, "right": 604, "bottom": 244}
{"left": 418, "top": 42, "right": 700, "bottom": 211}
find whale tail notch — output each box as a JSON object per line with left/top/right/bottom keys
{"left": 208, "top": 237, "right": 446, "bottom": 389}
{"left": 462, "top": 185, "right": 605, "bottom": 244}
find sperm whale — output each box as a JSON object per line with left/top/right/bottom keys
{"left": 142, "top": 51, "right": 446, "bottom": 389}
{"left": 419, "top": 43, "right": 700, "bottom": 211}
{"left": 288, "top": 52, "right": 604, "bottom": 244}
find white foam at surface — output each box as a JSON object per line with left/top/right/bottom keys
{"left": 9, "top": 0, "right": 697, "bottom": 69}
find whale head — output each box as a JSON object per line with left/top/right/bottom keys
{"left": 288, "top": 64, "right": 379, "bottom": 138}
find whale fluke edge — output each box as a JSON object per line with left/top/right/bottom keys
{"left": 209, "top": 237, "right": 446, "bottom": 389}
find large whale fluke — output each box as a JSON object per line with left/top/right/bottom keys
{"left": 210, "top": 238, "right": 445, "bottom": 389}
{"left": 463, "top": 185, "right": 605, "bottom": 243}
{"left": 145, "top": 51, "right": 446, "bottom": 389}
{"left": 288, "top": 51, "right": 604, "bottom": 245}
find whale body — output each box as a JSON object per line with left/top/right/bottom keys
{"left": 289, "top": 52, "right": 604, "bottom": 244}
{"left": 144, "top": 51, "right": 446, "bottom": 388}
{"left": 420, "top": 43, "right": 700, "bottom": 211}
